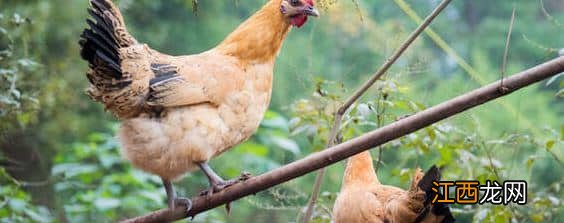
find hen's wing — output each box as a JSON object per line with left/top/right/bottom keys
{"left": 146, "top": 63, "right": 211, "bottom": 108}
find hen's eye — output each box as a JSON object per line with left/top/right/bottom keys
{"left": 290, "top": 0, "right": 300, "bottom": 6}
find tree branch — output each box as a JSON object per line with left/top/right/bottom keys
{"left": 120, "top": 56, "right": 564, "bottom": 223}
{"left": 300, "top": 0, "right": 452, "bottom": 221}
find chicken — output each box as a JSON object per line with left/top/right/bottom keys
{"left": 79, "top": 0, "right": 319, "bottom": 211}
{"left": 332, "top": 151, "right": 455, "bottom": 223}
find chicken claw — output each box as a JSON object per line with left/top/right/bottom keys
{"left": 162, "top": 178, "right": 192, "bottom": 213}
{"left": 172, "top": 197, "right": 192, "bottom": 213}
{"left": 198, "top": 170, "right": 252, "bottom": 196}
{"left": 196, "top": 169, "right": 251, "bottom": 215}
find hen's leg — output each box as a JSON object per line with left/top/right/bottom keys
{"left": 197, "top": 162, "right": 251, "bottom": 196}
{"left": 162, "top": 178, "right": 192, "bottom": 212}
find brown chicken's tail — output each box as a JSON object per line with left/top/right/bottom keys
{"left": 414, "top": 166, "right": 455, "bottom": 223}
{"left": 79, "top": 0, "right": 137, "bottom": 94}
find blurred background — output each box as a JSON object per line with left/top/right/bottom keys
{"left": 0, "top": 0, "right": 562, "bottom": 222}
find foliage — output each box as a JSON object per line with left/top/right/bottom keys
{"left": 0, "top": 0, "right": 562, "bottom": 222}
{"left": 0, "top": 12, "right": 40, "bottom": 131}
{"left": 51, "top": 130, "right": 167, "bottom": 222}
{"left": 0, "top": 168, "right": 54, "bottom": 223}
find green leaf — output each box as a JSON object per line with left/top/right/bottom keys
{"left": 17, "top": 59, "right": 39, "bottom": 68}
{"left": 290, "top": 124, "right": 316, "bottom": 136}
{"left": 556, "top": 88, "right": 564, "bottom": 97}
{"left": 0, "top": 167, "right": 19, "bottom": 185}
{"left": 490, "top": 206, "right": 511, "bottom": 223}
{"left": 16, "top": 112, "right": 33, "bottom": 126}
{"left": 526, "top": 157, "right": 536, "bottom": 169}
{"left": 260, "top": 111, "right": 289, "bottom": 130}
{"left": 99, "top": 153, "right": 121, "bottom": 168}
{"left": 51, "top": 163, "right": 99, "bottom": 178}
{"left": 24, "top": 208, "right": 51, "bottom": 223}
{"left": 0, "top": 208, "right": 9, "bottom": 217}
{"left": 546, "top": 72, "right": 563, "bottom": 86}
{"left": 356, "top": 103, "right": 372, "bottom": 119}
{"left": 8, "top": 198, "right": 27, "bottom": 212}
{"left": 270, "top": 136, "right": 300, "bottom": 154}
{"left": 545, "top": 140, "right": 555, "bottom": 151}
{"left": 93, "top": 198, "right": 120, "bottom": 210}
{"left": 426, "top": 127, "right": 436, "bottom": 141}
{"left": 10, "top": 88, "right": 21, "bottom": 99}
{"left": 531, "top": 213, "right": 544, "bottom": 223}
{"left": 236, "top": 142, "right": 269, "bottom": 157}
{"left": 438, "top": 147, "right": 452, "bottom": 163}
{"left": 474, "top": 208, "right": 488, "bottom": 222}
{"left": 0, "top": 68, "right": 15, "bottom": 75}
{"left": 139, "top": 190, "right": 164, "bottom": 204}
{"left": 393, "top": 100, "right": 409, "bottom": 110}
{"left": 0, "top": 95, "right": 18, "bottom": 107}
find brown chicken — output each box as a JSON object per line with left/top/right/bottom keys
{"left": 332, "top": 151, "right": 455, "bottom": 223}
{"left": 79, "top": 0, "right": 319, "bottom": 211}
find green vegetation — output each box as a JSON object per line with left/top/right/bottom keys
{"left": 1, "top": 0, "right": 562, "bottom": 222}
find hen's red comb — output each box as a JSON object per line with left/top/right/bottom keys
{"left": 305, "top": 0, "right": 314, "bottom": 6}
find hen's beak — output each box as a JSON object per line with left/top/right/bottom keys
{"left": 303, "top": 5, "right": 319, "bottom": 17}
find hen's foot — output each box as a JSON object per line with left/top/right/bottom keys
{"left": 199, "top": 172, "right": 252, "bottom": 196}
{"left": 172, "top": 197, "right": 192, "bottom": 213}
{"left": 162, "top": 177, "right": 192, "bottom": 213}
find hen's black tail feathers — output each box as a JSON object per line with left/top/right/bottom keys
{"left": 414, "top": 166, "right": 455, "bottom": 223}
{"left": 79, "top": 0, "right": 136, "bottom": 88}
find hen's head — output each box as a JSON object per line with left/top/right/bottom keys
{"left": 280, "top": 0, "right": 319, "bottom": 28}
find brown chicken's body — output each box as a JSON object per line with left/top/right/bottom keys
{"left": 80, "top": 0, "right": 318, "bottom": 211}
{"left": 119, "top": 50, "right": 277, "bottom": 180}
{"left": 333, "top": 151, "right": 455, "bottom": 223}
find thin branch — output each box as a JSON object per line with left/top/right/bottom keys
{"left": 374, "top": 93, "right": 387, "bottom": 172}
{"left": 298, "top": 110, "right": 341, "bottom": 223}
{"left": 481, "top": 141, "right": 503, "bottom": 182}
{"left": 192, "top": 0, "right": 199, "bottom": 14}
{"left": 351, "top": 0, "right": 364, "bottom": 22}
{"left": 549, "top": 150, "right": 563, "bottom": 166}
{"left": 540, "top": 0, "right": 564, "bottom": 29}
{"left": 300, "top": 0, "right": 452, "bottom": 221}
{"left": 120, "top": 56, "right": 564, "bottom": 223}
{"left": 500, "top": 6, "right": 516, "bottom": 91}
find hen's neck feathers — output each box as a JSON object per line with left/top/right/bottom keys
{"left": 342, "top": 151, "right": 380, "bottom": 189}
{"left": 215, "top": 0, "right": 291, "bottom": 64}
